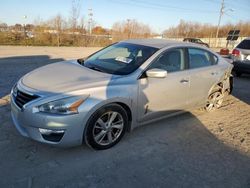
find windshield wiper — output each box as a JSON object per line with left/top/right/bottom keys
{"left": 88, "top": 66, "right": 105, "bottom": 73}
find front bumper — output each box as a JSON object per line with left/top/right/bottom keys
{"left": 10, "top": 94, "right": 88, "bottom": 147}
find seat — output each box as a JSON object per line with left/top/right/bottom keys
{"left": 157, "top": 50, "right": 181, "bottom": 72}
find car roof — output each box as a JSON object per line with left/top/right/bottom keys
{"left": 243, "top": 37, "right": 250, "bottom": 40}
{"left": 121, "top": 39, "right": 185, "bottom": 49}
{"left": 184, "top": 38, "right": 197, "bottom": 39}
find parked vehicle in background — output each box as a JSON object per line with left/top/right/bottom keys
{"left": 11, "top": 39, "right": 233, "bottom": 150}
{"left": 231, "top": 37, "right": 250, "bottom": 77}
{"left": 183, "top": 38, "right": 209, "bottom": 48}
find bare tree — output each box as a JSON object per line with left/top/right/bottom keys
{"left": 70, "top": 0, "right": 81, "bottom": 32}
{"left": 79, "top": 16, "right": 86, "bottom": 34}
{"left": 47, "top": 14, "right": 65, "bottom": 46}
{"left": 112, "top": 19, "right": 152, "bottom": 41}
{"left": 163, "top": 20, "right": 250, "bottom": 38}
{"left": 55, "top": 15, "right": 63, "bottom": 46}
{"left": 0, "top": 22, "right": 8, "bottom": 31}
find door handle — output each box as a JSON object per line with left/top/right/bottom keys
{"left": 211, "top": 72, "right": 218, "bottom": 75}
{"left": 180, "top": 79, "right": 189, "bottom": 83}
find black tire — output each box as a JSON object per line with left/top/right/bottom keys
{"left": 84, "top": 104, "right": 128, "bottom": 150}
{"left": 229, "top": 76, "right": 233, "bottom": 94}
{"left": 235, "top": 71, "right": 242, "bottom": 77}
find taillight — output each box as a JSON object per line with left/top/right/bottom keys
{"left": 232, "top": 49, "right": 240, "bottom": 57}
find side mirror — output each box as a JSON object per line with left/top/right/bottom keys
{"left": 146, "top": 68, "right": 167, "bottom": 78}
{"left": 77, "top": 58, "right": 85, "bottom": 65}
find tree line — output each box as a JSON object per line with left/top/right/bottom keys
{"left": 0, "top": 0, "right": 249, "bottom": 47}
{"left": 0, "top": 17, "right": 154, "bottom": 47}
{"left": 0, "top": 0, "right": 153, "bottom": 46}
{"left": 163, "top": 19, "right": 250, "bottom": 38}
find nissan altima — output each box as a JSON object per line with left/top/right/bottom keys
{"left": 11, "top": 39, "right": 233, "bottom": 150}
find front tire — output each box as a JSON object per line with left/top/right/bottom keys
{"left": 84, "top": 104, "right": 128, "bottom": 150}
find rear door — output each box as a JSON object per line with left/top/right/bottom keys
{"left": 187, "top": 48, "right": 220, "bottom": 107}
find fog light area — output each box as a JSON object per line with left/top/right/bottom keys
{"left": 39, "top": 128, "right": 65, "bottom": 142}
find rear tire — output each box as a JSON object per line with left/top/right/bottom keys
{"left": 205, "top": 91, "right": 224, "bottom": 112}
{"left": 84, "top": 104, "right": 128, "bottom": 150}
{"left": 235, "top": 71, "right": 242, "bottom": 77}
{"left": 229, "top": 76, "right": 233, "bottom": 94}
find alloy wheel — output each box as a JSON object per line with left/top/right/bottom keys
{"left": 205, "top": 91, "right": 224, "bottom": 112}
{"left": 92, "top": 111, "right": 124, "bottom": 146}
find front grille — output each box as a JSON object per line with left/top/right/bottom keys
{"left": 14, "top": 90, "right": 39, "bottom": 109}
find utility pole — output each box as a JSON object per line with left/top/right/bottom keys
{"left": 215, "top": 0, "right": 225, "bottom": 47}
{"left": 23, "top": 15, "right": 27, "bottom": 45}
{"left": 88, "top": 8, "right": 93, "bottom": 35}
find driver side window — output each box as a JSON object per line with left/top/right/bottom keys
{"left": 149, "top": 48, "right": 185, "bottom": 73}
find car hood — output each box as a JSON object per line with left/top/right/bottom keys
{"left": 21, "top": 60, "right": 117, "bottom": 93}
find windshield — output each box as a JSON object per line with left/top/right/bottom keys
{"left": 237, "top": 40, "right": 250, "bottom": 49}
{"left": 84, "top": 42, "right": 158, "bottom": 75}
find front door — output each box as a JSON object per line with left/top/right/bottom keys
{"left": 137, "top": 48, "right": 190, "bottom": 122}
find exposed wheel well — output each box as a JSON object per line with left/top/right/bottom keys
{"left": 210, "top": 82, "right": 223, "bottom": 95}
{"left": 115, "top": 102, "right": 132, "bottom": 131}
{"left": 213, "top": 76, "right": 232, "bottom": 94}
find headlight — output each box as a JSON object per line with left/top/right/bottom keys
{"left": 37, "top": 96, "right": 88, "bottom": 115}
{"left": 12, "top": 83, "right": 18, "bottom": 97}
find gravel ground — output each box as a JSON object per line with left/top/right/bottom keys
{"left": 0, "top": 46, "right": 249, "bottom": 188}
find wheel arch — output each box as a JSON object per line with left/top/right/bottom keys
{"left": 207, "top": 82, "right": 223, "bottom": 97}
{"left": 83, "top": 98, "right": 134, "bottom": 136}
{"left": 82, "top": 100, "right": 133, "bottom": 148}
{"left": 115, "top": 102, "right": 132, "bottom": 132}
{"left": 207, "top": 71, "right": 232, "bottom": 97}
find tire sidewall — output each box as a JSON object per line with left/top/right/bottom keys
{"left": 84, "top": 104, "right": 128, "bottom": 150}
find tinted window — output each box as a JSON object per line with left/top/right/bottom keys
{"left": 237, "top": 40, "right": 250, "bottom": 49}
{"left": 149, "top": 48, "right": 185, "bottom": 73}
{"left": 211, "top": 54, "right": 218, "bottom": 64}
{"left": 188, "top": 48, "right": 217, "bottom": 69}
{"left": 84, "top": 43, "right": 158, "bottom": 75}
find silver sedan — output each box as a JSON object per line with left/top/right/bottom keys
{"left": 11, "top": 39, "right": 233, "bottom": 150}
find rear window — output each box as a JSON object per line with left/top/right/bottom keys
{"left": 237, "top": 40, "right": 250, "bottom": 49}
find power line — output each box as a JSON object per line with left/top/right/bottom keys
{"left": 224, "top": 1, "right": 249, "bottom": 13}
{"left": 131, "top": 0, "right": 218, "bottom": 13}
{"left": 203, "top": 0, "right": 221, "bottom": 4}
{"left": 224, "top": 12, "right": 246, "bottom": 22}
{"left": 108, "top": 0, "right": 219, "bottom": 14}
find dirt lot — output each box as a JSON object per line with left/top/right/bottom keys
{"left": 0, "top": 46, "right": 250, "bottom": 188}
